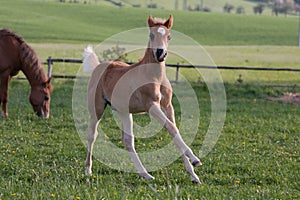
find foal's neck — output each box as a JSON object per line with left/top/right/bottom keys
{"left": 138, "top": 47, "right": 166, "bottom": 82}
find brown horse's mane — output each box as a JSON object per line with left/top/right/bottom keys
{"left": 0, "top": 29, "right": 47, "bottom": 83}
{"left": 0, "top": 28, "right": 25, "bottom": 43}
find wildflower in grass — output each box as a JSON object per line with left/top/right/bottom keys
{"left": 235, "top": 179, "right": 241, "bottom": 185}
{"left": 50, "top": 193, "right": 55, "bottom": 198}
{"left": 242, "top": 141, "right": 246, "bottom": 150}
{"left": 76, "top": 197, "right": 80, "bottom": 200}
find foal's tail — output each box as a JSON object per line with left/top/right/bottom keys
{"left": 82, "top": 45, "right": 100, "bottom": 72}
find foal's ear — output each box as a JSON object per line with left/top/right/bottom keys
{"left": 148, "top": 15, "right": 155, "bottom": 27}
{"left": 164, "top": 15, "right": 173, "bottom": 29}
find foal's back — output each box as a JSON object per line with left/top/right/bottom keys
{"left": 89, "top": 60, "right": 171, "bottom": 114}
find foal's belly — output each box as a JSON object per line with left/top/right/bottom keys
{"left": 128, "top": 91, "right": 148, "bottom": 113}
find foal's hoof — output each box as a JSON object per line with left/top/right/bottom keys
{"left": 192, "top": 160, "right": 202, "bottom": 167}
{"left": 140, "top": 173, "right": 155, "bottom": 180}
{"left": 85, "top": 168, "right": 92, "bottom": 176}
{"left": 192, "top": 179, "right": 201, "bottom": 185}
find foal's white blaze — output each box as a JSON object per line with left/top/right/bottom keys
{"left": 157, "top": 27, "right": 166, "bottom": 36}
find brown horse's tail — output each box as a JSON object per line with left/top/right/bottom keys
{"left": 82, "top": 45, "right": 100, "bottom": 72}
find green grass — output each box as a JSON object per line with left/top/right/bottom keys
{"left": 0, "top": 80, "right": 299, "bottom": 199}
{"left": 0, "top": 0, "right": 298, "bottom": 45}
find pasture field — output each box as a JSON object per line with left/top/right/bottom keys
{"left": 0, "top": 79, "right": 299, "bottom": 199}
{"left": 28, "top": 43, "right": 300, "bottom": 85}
{"left": 1, "top": 0, "right": 300, "bottom": 199}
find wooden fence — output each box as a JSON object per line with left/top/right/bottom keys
{"left": 46, "top": 57, "right": 300, "bottom": 85}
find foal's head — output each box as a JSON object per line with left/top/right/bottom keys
{"left": 30, "top": 78, "right": 53, "bottom": 118}
{"left": 148, "top": 15, "right": 173, "bottom": 63}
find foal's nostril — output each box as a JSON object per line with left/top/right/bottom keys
{"left": 156, "top": 49, "right": 164, "bottom": 57}
{"left": 156, "top": 48, "right": 166, "bottom": 62}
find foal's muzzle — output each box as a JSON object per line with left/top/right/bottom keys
{"left": 155, "top": 48, "right": 167, "bottom": 62}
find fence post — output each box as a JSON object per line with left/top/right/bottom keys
{"left": 298, "top": 12, "right": 300, "bottom": 47}
{"left": 47, "top": 56, "right": 53, "bottom": 78}
{"left": 175, "top": 62, "right": 179, "bottom": 83}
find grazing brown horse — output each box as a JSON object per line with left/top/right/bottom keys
{"left": 0, "top": 29, "right": 53, "bottom": 118}
{"left": 83, "top": 15, "right": 202, "bottom": 183}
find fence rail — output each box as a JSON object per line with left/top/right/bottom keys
{"left": 46, "top": 57, "right": 300, "bottom": 83}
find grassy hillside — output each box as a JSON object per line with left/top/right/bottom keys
{"left": 38, "top": 0, "right": 275, "bottom": 15}
{"left": 0, "top": 0, "right": 298, "bottom": 45}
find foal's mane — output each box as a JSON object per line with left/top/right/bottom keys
{"left": 0, "top": 29, "right": 47, "bottom": 83}
{"left": 149, "top": 17, "right": 168, "bottom": 26}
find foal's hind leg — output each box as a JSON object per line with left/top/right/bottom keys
{"left": 85, "top": 99, "right": 106, "bottom": 176}
{"left": 120, "top": 112, "right": 154, "bottom": 180}
{"left": 85, "top": 118, "right": 99, "bottom": 175}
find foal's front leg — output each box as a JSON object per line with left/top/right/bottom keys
{"left": 150, "top": 103, "right": 201, "bottom": 183}
{"left": 182, "top": 154, "right": 201, "bottom": 184}
{"left": 120, "top": 112, "right": 154, "bottom": 180}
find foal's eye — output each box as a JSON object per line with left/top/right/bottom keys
{"left": 150, "top": 33, "right": 155, "bottom": 41}
{"left": 167, "top": 35, "right": 172, "bottom": 41}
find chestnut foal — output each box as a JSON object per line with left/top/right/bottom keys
{"left": 83, "top": 15, "right": 201, "bottom": 183}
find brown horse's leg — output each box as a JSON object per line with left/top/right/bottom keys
{"left": 85, "top": 98, "right": 106, "bottom": 176}
{"left": 0, "top": 75, "right": 11, "bottom": 117}
{"left": 120, "top": 112, "right": 154, "bottom": 180}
